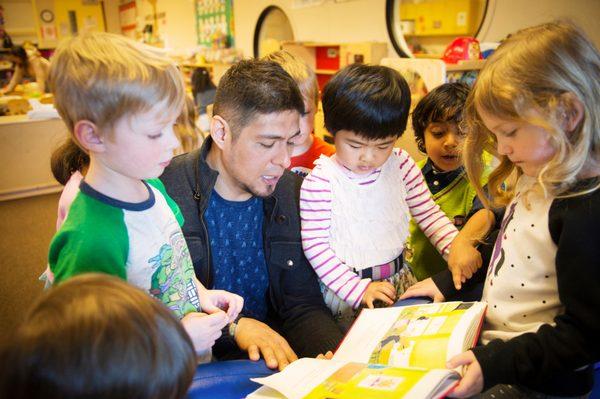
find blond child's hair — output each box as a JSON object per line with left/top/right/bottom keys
{"left": 49, "top": 32, "right": 185, "bottom": 141}
{"left": 262, "top": 50, "right": 319, "bottom": 106}
{"left": 463, "top": 21, "right": 600, "bottom": 207}
{"left": 174, "top": 94, "right": 203, "bottom": 155}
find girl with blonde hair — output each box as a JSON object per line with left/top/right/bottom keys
{"left": 403, "top": 21, "right": 600, "bottom": 397}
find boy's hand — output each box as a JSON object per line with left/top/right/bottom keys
{"left": 198, "top": 288, "right": 244, "bottom": 323}
{"left": 399, "top": 278, "right": 445, "bottom": 302}
{"left": 362, "top": 281, "right": 396, "bottom": 308}
{"left": 181, "top": 311, "right": 228, "bottom": 354}
{"left": 447, "top": 239, "right": 482, "bottom": 290}
{"left": 447, "top": 351, "right": 484, "bottom": 397}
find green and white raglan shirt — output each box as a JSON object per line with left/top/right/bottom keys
{"left": 49, "top": 179, "right": 200, "bottom": 319}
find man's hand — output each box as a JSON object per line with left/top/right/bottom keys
{"left": 399, "top": 278, "right": 445, "bottom": 302}
{"left": 197, "top": 288, "right": 244, "bottom": 323}
{"left": 235, "top": 317, "right": 298, "bottom": 371}
{"left": 181, "top": 311, "right": 229, "bottom": 355}
{"left": 447, "top": 350, "right": 484, "bottom": 397}
{"left": 361, "top": 281, "right": 396, "bottom": 308}
{"left": 447, "top": 238, "right": 482, "bottom": 290}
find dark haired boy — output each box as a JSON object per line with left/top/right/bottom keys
{"left": 407, "top": 82, "right": 494, "bottom": 281}
{"left": 160, "top": 59, "right": 343, "bottom": 370}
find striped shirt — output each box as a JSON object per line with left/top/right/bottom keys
{"left": 300, "top": 150, "right": 458, "bottom": 308}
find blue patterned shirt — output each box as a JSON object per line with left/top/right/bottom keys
{"left": 204, "top": 190, "right": 269, "bottom": 321}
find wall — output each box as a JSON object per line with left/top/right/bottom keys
{"left": 234, "top": 0, "right": 600, "bottom": 58}
{"left": 234, "top": 0, "right": 390, "bottom": 58}
{"left": 103, "top": 0, "right": 196, "bottom": 51}
{"left": 2, "top": 0, "right": 106, "bottom": 48}
{"left": 478, "top": 0, "right": 600, "bottom": 45}
{"left": 2, "top": 1, "right": 38, "bottom": 44}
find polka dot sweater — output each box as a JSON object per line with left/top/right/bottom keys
{"left": 481, "top": 176, "right": 561, "bottom": 343}
{"left": 470, "top": 176, "right": 600, "bottom": 395}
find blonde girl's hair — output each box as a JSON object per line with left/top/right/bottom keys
{"left": 49, "top": 32, "right": 185, "bottom": 140}
{"left": 0, "top": 273, "right": 196, "bottom": 399}
{"left": 174, "top": 94, "right": 202, "bottom": 155}
{"left": 463, "top": 20, "right": 600, "bottom": 207}
{"left": 262, "top": 50, "right": 319, "bottom": 107}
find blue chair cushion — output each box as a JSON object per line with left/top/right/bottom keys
{"left": 187, "top": 359, "right": 275, "bottom": 399}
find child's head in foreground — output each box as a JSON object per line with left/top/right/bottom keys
{"left": 412, "top": 82, "right": 470, "bottom": 172}
{"left": 463, "top": 21, "right": 600, "bottom": 206}
{"left": 321, "top": 63, "right": 411, "bottom": 174}
{"left": 262, "top": 50, "right": 319, "bottom": 149}
{"left": 49, "top": 32, "right": 186, "bottom": 181}
{"left": 0, "top": 273, "right": 196, "bottom": 399}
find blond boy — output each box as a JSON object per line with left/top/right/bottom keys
{"left": 263, "top": 50, "right": 335, "bottom": 177}
{"left": 47, "top": 32, "right": 242, "bottom": 358}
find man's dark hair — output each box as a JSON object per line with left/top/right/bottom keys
{"left": 322, "top": 63, "right": 411, "bottom": 140}
{"left": 213, "top": 59, "right": 305, "bottom": 135}
{"left": 411, "top": 82, "right": 470, "bottom": 153}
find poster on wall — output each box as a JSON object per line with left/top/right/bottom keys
{"left": 196, "top": 0, "right": 234, "bottom": 48}
{"left": 119, "top": 1, "right": 137, "bottom": 39}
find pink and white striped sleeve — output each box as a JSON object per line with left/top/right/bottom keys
{"left": 397, "top": 150, "right": 458, "bottom": 259}
{"left": 300, "top": 164, "right": 371, "bottom": 309}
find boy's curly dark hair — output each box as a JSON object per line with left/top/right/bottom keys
{"left": 412, "top": 82, "right": 470, "bottom": 153}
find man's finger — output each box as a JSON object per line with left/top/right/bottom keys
{"left": 259, "top": 344, "right": 279, "bottom": 369}
{"left": 247, "top": 344, "right": 260, "bottom": 361}
{"left": 273, "top": 344, "right": 291, "bottom": 371}
{"left": 278, "top": 338, "right": 298, "bottom": 363}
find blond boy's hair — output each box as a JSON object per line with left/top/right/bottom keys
{"left": 49, "top": 32, "right": 185, "bottom": 140}
{"left": 463, "top": 21, "right": 600, "bottom": 207}
{"left": 262, "top": 50, "right": 318, "bottom": 106}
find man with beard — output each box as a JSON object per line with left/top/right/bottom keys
{"left": 161, "top": 59, "right": 343, "bottom": 371}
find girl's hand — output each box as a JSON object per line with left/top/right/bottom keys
{"left": 181, "top": 311, "right": 228, "bottom": 354}
{"left": 316, "top": 351, "right": 334, "bottom": 360}
{"left": 362, "top": 281, "right": 396, "bottom": 308}
{"left": 448, "top": 239, "right": 482, "bottom": 290}
{"left": 198, "top": 289, "right": 244, "bottom": 323}
{"left": 399, "top": 278, "right": 445, "bottom": 302}
{"left": 447, "top": 350, "right": 484, "bottom": 398}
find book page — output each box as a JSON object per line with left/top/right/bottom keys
{"left": 250, "top": 358, "right": 342, "bottom": 399}
{"left": 250, "top": 358, "right": 459, "bottom": 399}
{"left": 334, "top": 302, "right": 486, "bottom": 371}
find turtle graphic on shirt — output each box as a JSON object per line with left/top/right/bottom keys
{"left": 148, "top": 231, "right": 200, "bottom": 318}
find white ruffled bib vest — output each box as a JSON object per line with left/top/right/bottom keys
{"left": 317, "top": 153, "right": 411, "bottom": 270}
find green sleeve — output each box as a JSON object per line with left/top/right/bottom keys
{"left": 147, "top": 178, "right": 184, "bottom": 227}
{"left": 48, "top": 193, "right": 129, "bottom": 284}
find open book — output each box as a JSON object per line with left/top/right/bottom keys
{"left": 249, "top": 301, "right": 487, "bottom": 399}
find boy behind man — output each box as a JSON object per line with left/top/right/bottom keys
{"left": 47, "top": 32, "right": 242, "bottom": 357}
{"left": 262, "top": 50, "right": 335, "bottom": 177}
